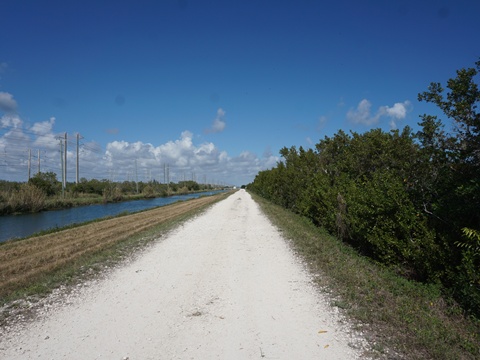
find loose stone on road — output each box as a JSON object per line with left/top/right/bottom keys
{"left": 0, "top": 190, "right": 366, "bottom": 359}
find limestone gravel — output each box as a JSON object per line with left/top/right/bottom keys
{"left": 0, "top": 190, "right": 368, "bottom": 359}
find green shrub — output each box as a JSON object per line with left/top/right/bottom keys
{"left": 142, "top": 184, "right": 156, "bottom": 198}
{"left": 102, "top": 184, "right": 123, "bottom": 202}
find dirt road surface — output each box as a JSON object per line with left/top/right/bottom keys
{"left": 0, "top": 190, "right": 366, "bottom": 359}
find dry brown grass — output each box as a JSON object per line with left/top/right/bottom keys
{"left": 0, "top": 194, "right": 226, "bottom": 298}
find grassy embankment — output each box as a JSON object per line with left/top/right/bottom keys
{"left": 0, "top": 192, "right": 232, "bottom": 307}
{"left": 42, "top": 188, "right": 217, "bottom": 210}
{"left": 251, "top": 192, "right": 479, "bottom": 360}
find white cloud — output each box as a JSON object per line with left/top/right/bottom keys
{"left": 0, "top": 104, "right": 273, "bottom": 184}
{"left": 30, "top": 117, "right": 56, "bottom": 135}
{"left": 105, "top": 132, "right": 221, "bottom": 175}
{"left": 32, "top": 118, "right": 58, "bottom": 150}
{"left": 0, "top": 92, "right": 18, "bottom": 113}
{"left": 100, "top": 131, "right": 275, "bottom": 185}
{"left": 0, "top": 114, "right": 66, "bottom": 180}
{"left": 380, "top": 100, "right": 411, "bottom": 129}
{"left": 0, "top": 121, "right": 29, "bottom": 145}
{"left": 347, "top": 99, "right": 381, "bottom": 126}
{"left": 206, "top": 108, "right": 226, "bottom": 133}
{"left": 347, "top": 99, "right": 411, "bottom": 129}
{"left": 383, "top": 102, "right": 409, "bottom": 119}
{"left": 1, "top": 113, "right": 23, "bottom": 128}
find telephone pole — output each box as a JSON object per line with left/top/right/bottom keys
{"left": 59, "top": 138, "right": 65, "bottom": 197}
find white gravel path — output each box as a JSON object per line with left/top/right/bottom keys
{"left": 0, "top": 190, "right": 366, "bottom": 359}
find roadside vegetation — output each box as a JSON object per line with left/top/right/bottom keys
{"left": 0, "top": 175, "right": 226, "bottom": 215}
{"left": 248, "top": 60, "right": 480, "bottom": 358}
{"left": 252, "top": 192, "right": 478, "bottom": 359}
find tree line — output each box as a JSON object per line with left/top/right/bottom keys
{"left": 0, "top": 173, "right": 218, "bottom": 215}
{"left": 249, "top": 60, "right": 480, "bottom": 317}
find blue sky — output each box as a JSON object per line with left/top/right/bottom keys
{"left": 1, "top": 0, "right": 479, "bottom": 186}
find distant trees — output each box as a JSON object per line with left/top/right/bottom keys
{"left": 28, "top": 172, "right": 61, "bottom": 196}
{"left": 249, "top": 59, "right": 480, "bottom": 316}
{"left": 0, "top": 173, "right": 217, "bottom": 214}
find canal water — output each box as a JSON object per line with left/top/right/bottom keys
{"left": 0, "top": 191, "right": 225, "bottom": 243}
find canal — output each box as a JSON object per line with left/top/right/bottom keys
{"left": 0, "top": 191, "right": 225, "bottom": 243}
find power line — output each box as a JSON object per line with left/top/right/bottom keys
{"left": 1, "top": 126, "right": 222, "bottom": 184}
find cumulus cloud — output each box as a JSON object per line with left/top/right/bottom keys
{"left": 30, "top": 117, "right": 55, "bottom": 135}
{"left": 104, "top": 131, "right": 222, "bottom": 172}
{"left": 0, "top": 109, "right": 75, "bottom": 181}
{"left": 380, "top": 101, "right": 412, "bottom": 128}
{"left": 31, "top": 117, "right": 58, "bottom": 149}
{"left": 0, "top": 115, "right": 29, "bottom": 144}
{"left": 206, "top": 108, "right": 226, "bottom": 133}
{"left": 383, "top": 102, "right": 409, "bottom": 119}
{"left": 347, "top": 99, "right": 411, "bottom": 129}
{"left": 1, "top": 113, "right": 22, "bottom": 128}
{"left": 0, "top": 114, "right": 53, "bottom": 180}
{"left": 347, "top": 99, "right": 381, "bottom": 126}
{"left": 101, "top": 130, "right": 275, "bottom": 185}
{"left": 0, "top": 92, "right": 18, "bottom": 113}
{"left": 1, "top": 107, "right": 274, "bottom": 184}
{"left": 0, "top": 91, "right": 271, "bottom": 184}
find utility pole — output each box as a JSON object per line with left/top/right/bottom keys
{"left": 59, "top": 138, "right": 65, "bottom": 197}
{"left": 37, "top": 149, "right": 40, "bottom": 175}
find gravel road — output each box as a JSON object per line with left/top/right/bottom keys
{"left": 0, "top": 190, "right": 366, "bottom": 359}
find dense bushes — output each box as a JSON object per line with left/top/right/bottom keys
{"left": 5, "top": 183, "right": 46, "bottom": 213}
{"left": 249, "top": 60, "right": 480, "bottom": 316}
{"left": 28, "top": 172, "right": 61, "bottom": 196}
